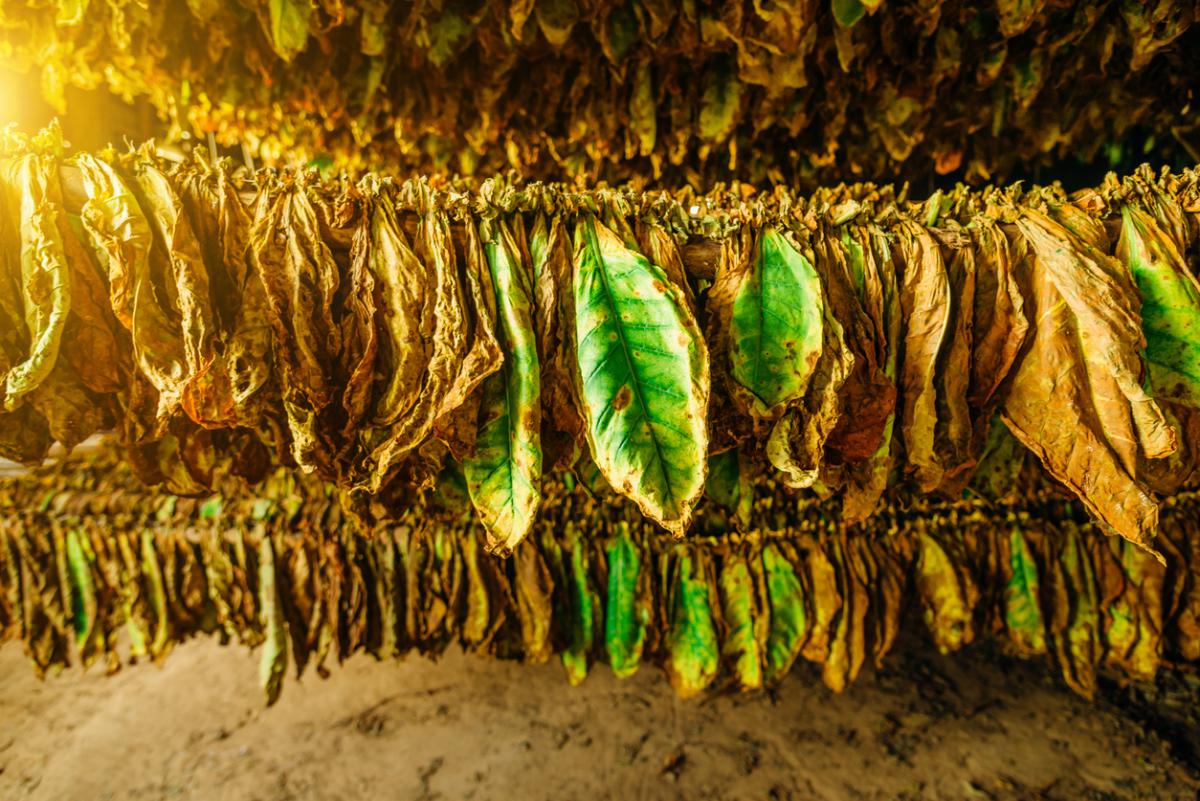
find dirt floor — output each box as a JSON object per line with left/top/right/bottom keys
{"left": 0, "top": 634, "right": 1197, "bottom": 801}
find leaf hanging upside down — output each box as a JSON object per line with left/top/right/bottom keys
{"left": 1117, "top": 204, "right": 1200, "bottom": 409}
{"left": 0, "top": 153, "right": 71, "bottom": 412}
{"left": 465, "top": 219, "right": 543, "bottom": 552}
{"left": 714, "top": 226, "right": 824, "bottom": 417}
{"left": 1004, "top": 203, "right": 1174, "bottom": 553}
{"left": 604, "top": 523, "right": 648, "bottom": 678}
{"left": 258, "top": 532, "right": 288, "bottom": 706}
{"left": 571, "top": 215, "right": 709, "bottom": 534}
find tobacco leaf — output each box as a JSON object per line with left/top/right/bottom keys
{"left": 839, "top": 224, "right": 902, "bottom": 521}
{"left": 174, "top": 163, "right": 273, "bottom": 426}
{"left": 250, "top": 175, "right": 343, "bottom": 475}
{"left": 57, "top": 206, "right": 125, "bottom": 398}
{"left": 1001, "top": 525, "right": 1046, "bottom": 656}
{"left": 571, "top": 215, "right": 709, "bottom": 534}
{"left": 0, "top": 152, "right": 71, "bottom": 412}
{"left": 710, "top": 225, "right": 824, "bottom": 418}
{"left": 664, "top": 546, "right": 718, "bottom": 698}
{"left": 822, "top": 538, "right": 868, "bottom": 693}
{"left": 139, "top": 529, "right": 172, "bottom": 662}
{"left": 529, "top": 212, "right": 583, "bottom": 470}
{"left": 431, "top": 217, "right": 503, "bottom": 459}
{"left": 1098, "top": 536, "right": 1164, "bottom": 681}
{"left": 604, "top": 522, "right": 648, "bottom": 678}
{"left": 351, "top": 189, "right": 434, "bottom": 490}
{"left": 1004, "top": 204, "right": 1173, "bottom": 551}
{"left": 820, "top": 224, "right": 894, "bottom": 467}
{"left": 464, "top": 218, "right": 543, "bottom": 552}
{"left": 512, "top": 537, "right": 554, "bottom": 663}
{"left": 64, "top": 528, "right": 101, "bottom": 667}
{"left": 258, "top": 532, "right": 288, "bottom": 706}
{"left": 800, "top": 541, "right": 840, "bottom": 665}
{"left": 765, "top": 287, "right": 853, "bottom": 490}
{"left": 914, "top": 528, "right": 977, "bottom": 654}
{"left": 121, "top": 157, "right": 223, "bottom": 437}
{"left": 928, "top": 227, "right": 978, "bottom": 492}
{"left": 967, "top": 218, "right": 1029, "bottom": 407}
{"left": 1117, "top": 203, "right": 1200, "bottom": 409}
{"left": 364, "top": 205, "right": 471, "bottom": 489}
{"left": 1051, "top": 524, "right": 1100, "bottom": 698}
{"left": 1030, "top": 202, "right": 1175, "bottom": 460}
{"left": 338, "top": 191, "right": 378, "bottom": 447}
{"left": 74, "top": 154, "right": 186, "bottom": 434}
{"left": 704, "top": 447, "right": 753, "bottom": 530}
{"left": 895, "top": 219, "right": 953, "bottom": 492}
{"left": 716, "top": 546, "right": 763, "bottom": 690}
{"left": 261, "top": 0, "right": 312, "bottom": 61}
{"left": 559, "top": 523, "right": 599, "bottom": 686}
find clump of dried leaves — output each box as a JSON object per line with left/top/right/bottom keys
{"left": 0, "top": 0, "right": 1196, "bottom": 184}
{"left": 2, "top": 128, "right": 1200, "bottom": 559}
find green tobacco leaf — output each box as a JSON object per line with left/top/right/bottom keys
{"left": 832, "top": 0, "right": 866, "bottom": 27}
{"left": 465, "top": 222, "right": 543, "bottom": 552}
{"left": 561, "top": 525, "right": 597, "bottom": 685}
{"left": 258, "top": 533, "right": 288, "bottom": 705}
{"left": 266, "top": 0, "right": 312, "bottom": 61}
{"left": 571, "top": 215, "right": 709, "bottom": 534}
{"left": 718, "top": 552, "right": 762, "bottom": 690}
{"left": 459, "top": 529, "right": 492, "bottom": 647}
{"left": 705, "top": 448, "right": 753, "bottom": 529}
{"left": 1118, "top": 205, "right": 1200, "bottom": 408}
{"left": 64, "top": 528, "right": 94, "bottom": 643}
{"left": 762, "top": 543, "right": 808, "bottom": 683}
{"left": 1004, "top": 526, "right": 1046, "bottom": 656}
{"left": 140, "top": 531, "right": 171, "bottom": 661}
{"left": 726, "top": 227, "right": 824, "bottom": 415}
{"left": 604, "top": 523, "right": 646, "bottom": 678}
{"left": 665, "top": 548, "right": 718, "bottom": 698}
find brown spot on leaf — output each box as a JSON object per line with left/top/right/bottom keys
{"left": 612, "top": 385, "right": 633, "bottom": 412}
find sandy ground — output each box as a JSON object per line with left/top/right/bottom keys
{"left": 0, "top": 634, "right": 1197, "bottom": 801}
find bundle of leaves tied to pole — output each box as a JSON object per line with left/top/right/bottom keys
{"left": 2, "top": 442, "right": 1198, "bottom": 704}
{"left": 2, "top": 127, "right": 1200, "bottom": 556}
{"left": 1, "top": 0, "right": 1197, "bottom": 183}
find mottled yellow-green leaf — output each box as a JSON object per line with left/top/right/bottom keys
{"left": 571, "top": 215, "right": 709, "bottom": 534}
{"left": 1004, "top": 526, "right": 1046, "bottom": 656}
{"left": 465, "top": 221, "right": 543, "bottom": 552}
{"left": 665, "top": 548, "right": 718, "bottom": 698}
{"left": 718, "top": 551, "right": 762, "bottom": 690}
{"left": 1117, "top": 204, "right": 1200, "bottom": 408}
{"left": 723, "top": 227, "right": 824, "bottom": 416}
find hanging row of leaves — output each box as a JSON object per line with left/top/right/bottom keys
{"left": 1, "top": 1, "right": 1197, "bottom": 184}
{"left": 2, "top": 442, "right": 1198, "bottom": 703}
{"left": 2, "top": 127, "right": 1200, "bottom": 553}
